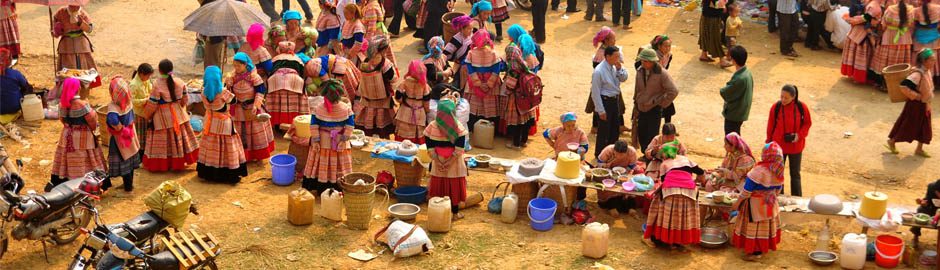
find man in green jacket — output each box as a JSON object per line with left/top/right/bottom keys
{"left": 720, "top": 46, "right": 753, "bottom": 135}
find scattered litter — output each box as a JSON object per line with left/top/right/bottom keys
{"left": 843, "top": 131, "right": 853, "bottom": 138}
{"left": 348, "top": 249, "right": 378, "bottom": 261}
{"left": 561, "top": 14, "right": 569, "bottom": 20}
{"left": 705, "top": 137, "right": 715, "bottom": 142}
{"left": 592, "top": 262, "right": 615, "bottom": 270}
{"left": 252, "top": 227, "right": 261, "bottom": 232}
{"left": 232, "top": 201, "right": 244, "bottom": 209}
{"left": 38, "top": 160, "right": 52, "bottom": 166}
{"left": 285, "top": 253, "right": 300, "bottom": 262}
{"left": 20, "top": 157, "right": 31, "bottom": 164}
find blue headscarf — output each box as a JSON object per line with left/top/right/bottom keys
{"left": 283, "top": 10, "right": 303, "bottom": 24}
{"left": 203, "top": 66, "right": 223, "bottom": 102}
{"left": 233, "top": 52, "right": 255, "bottom": 72}
{"left": 518, "top": 34, "right": 536, "bottom": 58}
{"left": 561, "top": 112, "right": 577, "bottom": 123}
{"left": 422, "top": 36, "right": 445, "bottom": 60}
{"left": 507, "top": 24, "right": 526, "bottom": 42}
{"left": 469, "top": 0, "right": 493, "bottom": 18}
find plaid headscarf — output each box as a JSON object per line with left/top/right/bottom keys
{"left": 435, "top": 99, "right": 461, "bottom": 142}
{"left": 109, "top": 76, "right": 131, "bottom": 112}
{"left": 319, "top": 79, "right": 346, "bottom": 112}
{"left": 725, "top": 132, "right": 753, "bottom": 158}
{"left": 750, "top": 142, "right": 785, "bottom": 187}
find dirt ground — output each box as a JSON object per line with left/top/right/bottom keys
{"left": 2, "top": 0, "right": 939, "bottom": 269}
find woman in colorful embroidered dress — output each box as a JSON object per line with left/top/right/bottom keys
{"left": 464, "top": 30, "right": 503, "bottom": 131}
{"left": 469, "top": 0, "right": 493, "bottom": 35}
{"left": 644, "top": 123, "right": 687, "bottom": 180}
{"left": 0, "top": 0, "right": 19, "bottom": 59}
{"left": 130, "top": 63, "right": 154, "bottom": 155}
{"left": 341, "top": 4, "right": 366, "bottom": 61}
{"left": 706, "top": 132, "right": 755, "bottom": 192}
{"left": 423, "top": 36, "right": 453, "bottom": 87}
{"left": 305, "top": 53, "right": 361, "bottom": 98}
{"left": 644, "top": 142, "right": 704, "bottom": 252}
{"left": 425, "top": 99, "right": 470, "bottom": 220}
{"left": 355, "top": 35, "right": 400, "bottom": 138}
{"left": 443, "top": 15, "right": 474, "bottom": 90}
{"left": 53, "top": 5, "right": 96, "bottom": 71}
{"left": 268, "top": 41, "right": 310, "bottom": 128}
{"left": 198, "top": 66, "right": 248, "bottom": 183}
{"left": 490, "top": 0, "right": 510, "bottom": 41}
{"left": 239, "top": 23, "right": 274, "bottom": 79}
{"left": 731, "top": 142, "right": 785, "bottom": 261}
{"left": 47, "top": 78, "right": 107, "bottom": 191}
{"left": 914, "top": 0, "right": 940, "bottom": 79}
{"left": 226, "top": 52, "right": 275, "bottom": 161}
{"left": 596, "top": 140, "right": 640, "bottom": 217}
{"left": 283, "top": 10, "right": 309, "bottom": 55}
{"left": 396, "top": 60, "right": 431, "bottom": 144}
{"left": 886, "top": 48, "right": 934, "bottom": 157}
{"left": 302, "top": 79, "right": 355, "bottom": 193}
{"left": 587, "top": 27, "right": 617, "bottom": 134}
{"left": 502, "top": 33, "right": 539, "bottom": 149}
{"left": 316, "top": 0, "right": 342, "bottom": 56}
{"left": 842, "top": 0, "right": 883, "bottom": 84}
{"left": 543, "top": 112, "right": 590, "bottom": 156}
{"left": 871, "top": 0, "right": 914, "bottom": 86}
{"left": 361, "top": 0, "right": 386, "bottom": 39}
{"left": 105, "top": 76, "right": 141, "bottom": 192}
{"left": 142, "top": 60, "right": 199, "bottom": 172}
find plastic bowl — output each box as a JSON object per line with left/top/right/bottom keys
{"left": 622, "top": 181, "right": 636, "bottom": 191}
{"left": 602, "top": 179, "right": 616, "bottom": 188}
{"left": 566, "top": 142, "right": 580, "bottom": 151}
{"left": 388, "top": 203, "right": 421, "bottom": 220}
{"left": 394, "top": 186, "right": 428, "bottom": 204}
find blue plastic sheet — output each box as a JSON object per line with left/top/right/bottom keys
{"left": 369, "top": 141, "right": 416, "bottom": 163}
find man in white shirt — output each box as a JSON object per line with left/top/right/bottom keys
{"left": 590, "top": 46, "right": 629, "bottom": 158}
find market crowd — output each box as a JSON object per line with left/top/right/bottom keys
{"left": 0, "top": 0, "right": 934, "bottom": 262}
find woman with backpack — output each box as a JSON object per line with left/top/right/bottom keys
{"left": 764, "top": 84, "right": 812, "bottom": 196}
{"left": 886, "top": 48, "right": 934, "bottom": 158}
{"left": 502, "top": 33, "right": 540, "bottom": 149}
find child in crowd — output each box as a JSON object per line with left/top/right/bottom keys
{"left": 723, "top": 3, "right": 743, "bottom": 67}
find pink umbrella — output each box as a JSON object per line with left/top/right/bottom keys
{"left": 14, "top": 0, "right": 91, "bottom": 74}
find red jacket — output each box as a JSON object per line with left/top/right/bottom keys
{"left": 765, "top": 101, "right": 812, "bottom": 154}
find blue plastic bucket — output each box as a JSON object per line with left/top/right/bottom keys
{"left": 269, "top": 154, "right": 297, "bottom": 186}
{"left": 394, "top": 186, "right": 428, "bottom": 204}
{"left": 527, "top": 198, "right": 557, "bottom": 231}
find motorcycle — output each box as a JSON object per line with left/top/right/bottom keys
{"left": 0, "top": 170, "right": 104, "bottom": 260}
{"left": 68, "top": 203, "right": 219, "bottom": 270}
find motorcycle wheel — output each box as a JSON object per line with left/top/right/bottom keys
{"left": 516, "top": 0, "right": 532, "bottom": 10}
{"left": 50, "top": 206, "right": 92, "bottom": 245}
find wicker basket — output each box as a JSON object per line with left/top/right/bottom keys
{"left": 287, "top": 142, "right": 310, "bottom": 176}
{"left": 540, "top": 184, "right": 578, "bottom": 211}
{"left": 511, "top": 181, "right": 538, "bottom": 217}
{"left": 95, "top": 105, "right": 111, "bottom": 147}
{"left": 883, "top": 64, "right": 912, "bottom": 103}
{"left": 442, "top": 12, "right": 465, "bottom": 44}
{"left": 343, "top": 186, "right": 388, "bottom": 230}
{"left": 393, "top": 160, "right": 424, "bottom": 187}
{"left": 340, "top": 172, "right": 376, "bottom": 193}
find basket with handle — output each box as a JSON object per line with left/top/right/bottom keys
{"left": 883, "top": 64, "right": 912, "bottom": 103}
{"left": 511, "top": 181, "right": 538, "bottom": 218}
{"left": 341, "top": 172, "right": 376, "bottom": 193}
{"left": 344, "top": 185, "right": 390, "bottom": 230}
{"left": 488, "top": 182, "right": 511, "bottom": 214}
{"left": 394, "top": 160, "right": 425, "bottom": 187}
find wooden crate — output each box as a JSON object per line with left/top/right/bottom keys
{"left": 160, "top": 228, "right": 221, "bottom": 269}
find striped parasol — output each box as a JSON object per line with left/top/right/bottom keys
{"left": 183, "top": 0, "right": 270, "bottom": 37}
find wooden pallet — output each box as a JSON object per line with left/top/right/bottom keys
{"left": 160, "top": 228, "right": 221, "bottom": 269}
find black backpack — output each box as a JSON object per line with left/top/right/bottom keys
{"left": 771, "top": 100, "right": 806, "bottom": 135}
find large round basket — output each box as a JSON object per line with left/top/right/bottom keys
{"left": 343, "top": 186, "right": 389, "bottom": 230}
{"left": 95, "top": 105, "right": 111, "bottom": 147}
{"left": 393, "top": 160, "right": 424, "bottom": 187}
{"left": 340, "top": 172, "right": 376, "bottom": 193}
{"left": 511, "top": 181, "right": 538, "bottom": 217}
{"left": 882, "top": 64, "right": 912, "bottom": 103}
{"left": 442, "top": 12, "right": 465, "bottom": 43}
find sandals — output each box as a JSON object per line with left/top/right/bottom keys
{"left": 699, "top": 56, "right": 716, "bottom": 62}
{"left": 916, "top": 150, "right": 932, "bottom": 158}
{"left": 719, "top": 61, "right": 734, "bottom": 68}
{"left": 783, "top": 51, "right": 801, "bottom": 58}
{"left": 884, "top": 144, "right": 899, "bottom": 154}
{"left": 743, "top": 254, "right": 763, "bottom": 261}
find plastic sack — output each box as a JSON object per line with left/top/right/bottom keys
{"left": 143, "top": 181, "right": 193, "bottom": 229}
{"left": 374, "top": 220, "right": 434, "bottom": 258}
{"left": 854, "top": 207, "right": 903, "bottom": 232}
{"left": 825, "top": 7, "right": 851, "bottom": 49}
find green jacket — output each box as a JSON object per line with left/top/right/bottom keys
{"left": 720, "top": 66, "right": 754, "bottom": 122}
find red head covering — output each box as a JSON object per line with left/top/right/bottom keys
{"left": 592, "top": 27, "right": 613, "bottom": 48}
{"left": 247, "top": 23, "right": 265, "bottom": 50}
{"left": 406, "top": 59, "right": 427, "bottom": 84}
{"left": 109, "top": 76, "right": 131, "bottom": 111}
{"left": 471, "top": 29, "right": 493, "bottom": 49}
{"left": 725, "top": 132, "right": 753, "bottom": 158}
